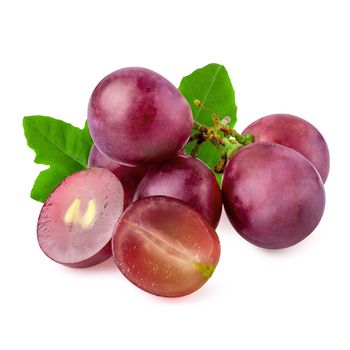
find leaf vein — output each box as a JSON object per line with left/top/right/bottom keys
{"left": 195, "top": 65, "right": 223, "bottom": 119}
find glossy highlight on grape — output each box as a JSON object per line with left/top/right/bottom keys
{"left": 112, "top": 196, "right": 221, "bottom": 297}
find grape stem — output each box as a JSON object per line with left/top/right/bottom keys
{"left": 190, "top": 100, "right": 254, "bottom": 173}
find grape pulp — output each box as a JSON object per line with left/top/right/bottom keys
{"left": 37, "top": 168, "right": 125, "bottom": 267}
{"left": 112, "top": 196, "right": 221, "bottom": 297}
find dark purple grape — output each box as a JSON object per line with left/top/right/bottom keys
{"left": 112, "top": 196, "right": 221, "bottom": 297}
{"left": 88, "top": 145, "right": 147, "bottom": 206}
{"left": 88, "top": 67, "right": 193, "bottom": 167}
{"left": 37, "top": 168, "right": 125, "bottom": 267}
{"left": 222, "top": 142, "right": 325, "bottom": 249}
{"left": 243, "top": 114, "right": 330, "bottom": 182}
{"left": 133, "top": 155, "right": 222, "bottom": 228}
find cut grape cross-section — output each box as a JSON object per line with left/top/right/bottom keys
{"left": 112, "top": 196, "right": 221, "bottom": 297}
{"left": 37, "top": 168, "right": 125, "bottom": 268}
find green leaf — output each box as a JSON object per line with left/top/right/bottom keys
{"left": 179, "top": 63, "right": 237, "bottom": 127}
{"left": 23, "top": 116, "right": 93, "bottom": 202}
{"left": 83, "top": 120, "right": 93, "bottom": 143}
{"left": 178, "top": 63, "right": 237, "bottom": 185}
{"left": 196, "top": 142, "right": 223, "bottom": 184}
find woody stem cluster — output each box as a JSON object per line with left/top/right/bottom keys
{"left": 190, "top": 100, "right": 254, "bottom": 173}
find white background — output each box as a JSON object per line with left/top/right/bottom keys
{"left": 1, "top": 0, "right": 349, "bottom": 349}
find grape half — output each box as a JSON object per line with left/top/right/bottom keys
{"left": 88, "top": 145, "right": 147, "bottom": 206}
{"left": 133, "top": 155, "right": 222, "bottom": 228}
{"left": 88, "top": 67, "right": 193, "bottom": 167}
{"left": 222, "top": 142, "right": 325, "bottom": 249}
{"left": 112, "top": 196, "right": 221, "bottom": 297}
{"left": 37, "top": 168, "right": 125, "bottom": 267}
{"left": 243, "top": 114, "right": 330, "bottom": 182}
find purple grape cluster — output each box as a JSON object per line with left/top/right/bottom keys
{"left": 36, "top": 67, "right": 329, "bottom": 298}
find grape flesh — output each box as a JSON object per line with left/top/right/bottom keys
{"left": 37, "top": 168, "right": 125, "bottom": 267}
{"left": 133, "top": 155, "right": 222, "bottom": 228}
{"left": 88, "top": 145, "right": 147, "bottom": 206}
{"left": 222, "top": 142, "right": 325, "bottom": 249}
{"left": 88, "top": 67, "right": 193, "bottom": 167}
{"left": 243, "top": 114, "right": 330, "bottom": 182}
{"left": 112, "top": 196, "right": 221, "bottom": 297}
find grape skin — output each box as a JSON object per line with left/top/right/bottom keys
{"left": 222, "top": 142, "right": 325, "bottom": 249}
{"left": 133, "top": 155, "right": 222, "bottom": 228}
{"left": 243, "top": 114, "right": 330, "bottom": 182}
{"left": 112, "top": 196, "right": 221, "bottom": 297}
{"left": 88, "top": 67, "right": 193, "bottom": 167}
{"left": 37, "top": 168, "right": 125, "bottom": 267}
{"left": 88, "top": 145, "right": 148, "bottom": 206}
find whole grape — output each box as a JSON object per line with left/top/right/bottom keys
{"left": 88, "top": 145, "right": 147, "bottom": 206}
{"left": 222, "top": 142, "right": 325, "bottom": 249}
{"left": 133, "top": 155, "right": 222, "bottom": 228}
{"left": 88, "top": 67, "right": 193, "bottom": 167}
{"left": 242, "top": 114, "right": 330, "bottom": 182}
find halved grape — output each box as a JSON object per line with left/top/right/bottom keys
{"left": 112, "top": 196, "right": 221, "bottom": 297}
{"left": 222, "top": 142, "right": 325, "bottom": 249}
{"left": 37, "top": 168, "right": 125, "bottom": 267}
{"left": 88, "top": 145, "right": 147, "bottom": 206}
{"left": 133, "top": 155, "right": 222, "bottom": 228}
{"left": 243, "top": 114, "right": 330, "bottom": 182}
{"left": 88, "top": 67, "right": 193, "bottom": 167}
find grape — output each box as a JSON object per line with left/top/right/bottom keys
{"left": 88, "top": 67, "right": 193, "bottom": 167}
{"left": 88, "top": 145, "right": 147, "bottom": 206}
{"left": 133, "top": 155, "right": 222, "bottom": 228}
{"left": 112, "top": 196, "right": 221, "bottom": 297}
{"left": 222, "top": 142, "right": 325, "bottom": 249}
{"left": 37, "top": 168, "right": 125, "bottom": 267}
{"left": 242, "top": 114, "right": 330, "bottom": 182}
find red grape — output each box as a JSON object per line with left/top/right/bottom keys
{"left": 88, "top": 145, "right": 147, "bottom": 206}
{"left": 133, "top": 155, "right": 222, "bottom": 228}
{"left": 112, "top": 196, "right": 221, "bottom": 297}
{"left": 88, "top": 67, "right": 193, "bottom": 167}
{"left": 37, "top": 168, "right": 125, "bottom": 267}
{"left": 222, "top": 142, "right": 325, "bottom": 249}
{"left": 243, "top": 114, "right": 330, "bottom": 182}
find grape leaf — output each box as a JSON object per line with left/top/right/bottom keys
{"left": 23, "top": 116, "right": 93, "bottom": 202}
{"left": 178, "top": 63, "right": 237, "bottom": 184}
{"left": 83, "top": 120, "right": 93, "bottom": 143}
